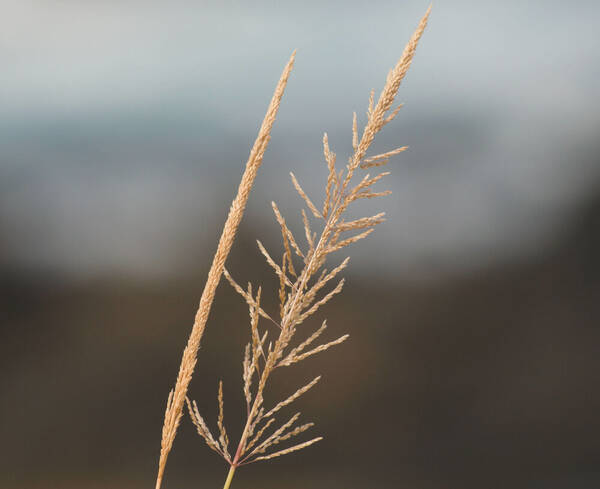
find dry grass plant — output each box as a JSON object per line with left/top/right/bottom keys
{"left": 155, "top": 7, "right": 430, "bottom": 489}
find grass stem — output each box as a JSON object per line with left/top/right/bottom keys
{"left": 222, "top": 465, "right": 236, "bottom": 489}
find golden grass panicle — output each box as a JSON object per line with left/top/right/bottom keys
{"left": 185, "top": 8, "right": 430, "bottom": 489}
{"left": 154, "top": 52, "right": 296, "bottom": 489}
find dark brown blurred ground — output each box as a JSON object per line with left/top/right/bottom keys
{"left": 2, "top": 194, "right": 600, "bottom": 489}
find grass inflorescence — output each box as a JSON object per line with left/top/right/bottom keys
{"left": 154, "top": 7, "right": 430, "bottom": 489}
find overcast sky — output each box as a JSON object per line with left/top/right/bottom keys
{"left": 1, "top": 0, "right": 599, "bottom": 279}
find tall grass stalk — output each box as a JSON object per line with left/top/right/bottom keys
{"left": 154, "top": 52, "right": 296, "bottom": 489}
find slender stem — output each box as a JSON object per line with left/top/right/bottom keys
{"left": 222, "top": 465, "right": 236, "bottom": 489}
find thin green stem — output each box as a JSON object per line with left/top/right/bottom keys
{"left": 222, "top": 465, "right": 236, "bottom": 489}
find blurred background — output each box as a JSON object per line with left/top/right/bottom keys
{"left": 2, "top": 1, "right": 600, "bottom": 488}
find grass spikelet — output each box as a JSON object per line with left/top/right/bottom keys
{"left": 322, "top": 133, "right": 338, "bottom": 219}
{"left": 367, "top": 89, "right": 375, "bottom": 117}
{"left": 249, "top": 437, "right": 323, "bottom": 463}
{"left": 223, "top": 268, "right": 275, "bottom": 324}
{"left": 264, "top": 376, "right": 321, "bottom": 418}
{"left": 361, "top": 146, "right": 408, "bottom": 169}
{"left": 217, "top": 381, "right": 230, "bottom": 459}
{"left": 272, "top": 201, "right": 304, "bottom": 261}
{"left": 279, "top": 320, "right": 327, "bottom": 367}
{"left": 383, "top": 103, "right": 404, "bottom": 126}
{"left": 248, "top": 412, "right": 302, "bottom": 456}
{"left": 257, "top": 240, "right": 293, "bottom": 287}
{"left": 290, "top": 172, "right": 322, "bottom": 219}
{"left": 245, "top": 417, "right": 277, "bottom": 453}
{"left": 289, "top": 334, "right": 350, "bottom": 364}
{"left": 186, "top": 398, "right": 225, "bottom": 459}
